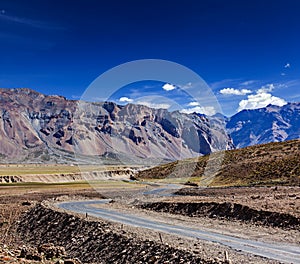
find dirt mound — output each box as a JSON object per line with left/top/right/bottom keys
{"left": 17, "top": 204, "right": 220, "bottom": 264}
{"left": 141, "top": 202, "right": 300, "bottom": 229}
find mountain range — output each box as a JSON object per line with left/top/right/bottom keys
{"left": 0, "top": 88, "right": 299, "bottom": 163}
{"left": 227, "top": 102, "right": 300, "bottom": 148}
{"left": 0, "top": 88, "right": 233, "bottom": 163}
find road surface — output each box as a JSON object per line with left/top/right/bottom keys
{"left": 57, "top": 200, "right": 300, "bottom": 264}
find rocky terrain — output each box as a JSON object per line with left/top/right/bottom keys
{"left": 141, "top": 200, "right": 300, "bottom": 229}
{"left": 0, "top": 88, "right": 233, "bottom": 164}
{"left": 0, "top": 189, "right": 104, "bottom": 263}
{"left": 1, "top": 182, "right": 299, "bottom": 264}
{"left": 17, "top": 203, "right": 221, "bottom": 264}
{"left": 173, "top": 186, "right": 300, "bottom": 218}
{"left": 227, "top": 103, "right": 300, "bottom": 148}
{"left": 0, "top": 186, "right": 229, "bottom": 264}
{"left": 1, "top": 88, "right": 299, "bottom": 263}
{"left": 1, "top": 88, "right": 299, "bottom": 164}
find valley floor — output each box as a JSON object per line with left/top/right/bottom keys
{"left": 0, "top": 181, "right": 299, "bottom": 263}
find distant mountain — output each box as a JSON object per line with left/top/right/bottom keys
{"left": 227, "top": 103, "right": 300, "bottom": 148}
{"left": 0, "top": 88, "right": 233, "bottom": 163}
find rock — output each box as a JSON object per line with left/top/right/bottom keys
{"left": 183, "top": 181, "right": 198, "bottom": 187}
{"left": 18, "top": 246, "right": 27, "bottom": 258}
{"left": 64, "top": 260, "right": 75, "bottom": 264}
{"left": 130, "top": 175, "right": 137, "bottom": 181}
{"left": 21, "top": 201, "right": 31, "bottom": 206}
{"left": 64, "top": 259, "right": 82, "bottom": 264}
{"left": 38, "top": 243, "right": 65, "bottom": 259}
{"left": 25, "top": 253, "right": 42, "bottom": 261}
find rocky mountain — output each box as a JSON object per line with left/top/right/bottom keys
{"left": 0, "top": 88, "right": 233, "bottom": 163}
{"left": 227, "top": 103, "right": 300, "bottom": 148}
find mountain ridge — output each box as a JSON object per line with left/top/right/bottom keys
{"left": 227, "top": 102, "right": 300, "bottom": 148}
{"left": 1, "top": 88, "right": 299, "bottom": 163}
{"left": 0, "top": 88, "right": 233, "bottom": 163}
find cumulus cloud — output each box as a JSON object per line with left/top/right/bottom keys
{"left": 181, "top": 106, "right": 216, "bottom": 116}
{"left": 162, "top": 83, "right": 176, "bottom": 91}
{"left": 188, "top": 101, "right": 200, "bottom": 106}
{"left": 119, "top": 97, "right": 133, "bottom": 103}
{"left": 220, "top": 88, "right": 252, "bottom": 96}
{"left": 257, "top": 83, "right": 274, "bottom": 93}
{"left": 238, "top": 91, "right": 287, "bottom": 112}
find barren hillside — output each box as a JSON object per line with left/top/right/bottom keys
{"left": 137, "top": 139, "right": 300, "bottom": 186}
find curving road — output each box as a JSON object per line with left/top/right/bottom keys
{"left": 57, "top": 200, "right": 300, "bottom": 264}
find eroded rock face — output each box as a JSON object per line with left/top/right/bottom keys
{"left": 0, "top": 88, "right": 233, "bottom": 163}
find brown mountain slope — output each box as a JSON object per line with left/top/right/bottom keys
{"left": 137, "top": 139, "right": 300, "bottom": 186}
{"left": 0, "top": 88, "right": 233, "bottom": 163}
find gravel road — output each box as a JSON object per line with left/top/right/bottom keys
{"left": 57, "top": 199, "right": 300, "bottom": 264}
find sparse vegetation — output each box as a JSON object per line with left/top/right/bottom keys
{"left": 137, "top": 139, "right": 300, "bottom": 187}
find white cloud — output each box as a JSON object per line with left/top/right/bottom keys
{"left": 209, "top": 79, "right": 240, "bottom": 90}
{"left": 237, "top": 83, "right": 287, "bottom": 111}
{"left": 162, "top": 83, "right": 176, "bottom": 91}
{"left": 119, "top": 97, "right": 133, "bottom": 103}
{"left": 284, "top": 63, "right": 290, "bottom": 68}
{"left": 220, "top": 88, "right": 252, "bottom": 96}
{"left": 257, "top": 83, "right": 274, "bottom": 93}
{"left": 181, "top": 106, "right": 216, "bottom": 116}
{"left": 136, "top": 101, "right": 170, "bottom": 109}
{"left": 238, "top": 92, "right": 287, "bottom": 112}
{"left": 188, "top": 101, "right": 200, "bottom": 106}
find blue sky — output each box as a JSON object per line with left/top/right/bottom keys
{"left": 0, "top": 0, "right": 300, "bottom": 116}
